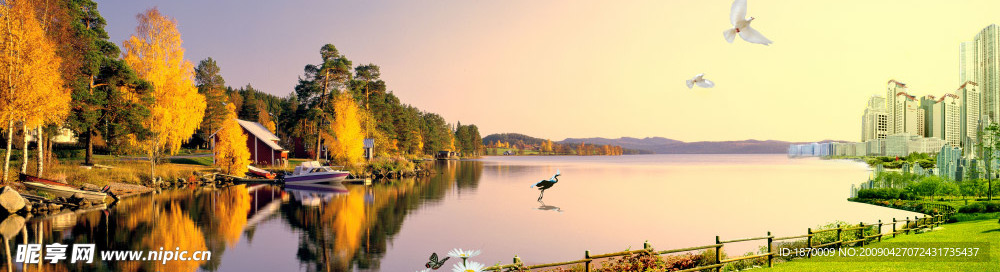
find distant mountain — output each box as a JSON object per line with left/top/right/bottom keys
{"left": 559, "top": 137, "right": 843, "bottom": 154}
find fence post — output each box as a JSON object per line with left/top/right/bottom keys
{"left": 905, "top": 217, "right": 910, "bottom": 235}
{"left": 767, "top": 231, "right": 773, "bottom": 268}
{"left": 836, "top": 224, "right": 842, "bottom": 249}
{"left": 859, "top": 222, "right": 865, "bottom": 246}
{"left": 715, "top": 236, "right": 722, "bottom": 272}
{"left": 806, "top": 228, "right": 813, "bottom": 258}
{"left": 585, "top": 250, "right": 591, "bottom": 272}
{"left": 877, "top": 220, "right": 882, "bottom": 242}
{"left": 892, "top": 218, "right": 897, "bottom": 238}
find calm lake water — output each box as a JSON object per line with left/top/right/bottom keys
{"left": 0, "top": 154, "right": 922, "bottom": 271}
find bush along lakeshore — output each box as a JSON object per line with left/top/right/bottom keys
{"left": 849, "top": 164, "right": 999, "bottom": 223}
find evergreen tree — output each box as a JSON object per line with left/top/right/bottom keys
{"left": 195, "top": 57, "right": 227, "bottom": 147}
{"left": 61, "top": 0, "right": 152, "bottom": 165}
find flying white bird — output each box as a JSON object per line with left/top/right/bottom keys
{"left": 723, "top": 0, "right": 772, "bottom": 45}
{"left": 686, "top": 74, "right": 715, "bottom": 89}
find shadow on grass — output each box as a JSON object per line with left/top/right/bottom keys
{"left": 169, "top": 157, "right": 212, "bottom": 166}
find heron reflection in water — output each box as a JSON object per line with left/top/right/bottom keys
{"left": 536, "top": 200, "right": 562, "bottom": 213}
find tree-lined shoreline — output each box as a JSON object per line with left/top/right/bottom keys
{"left": 0, "top": 0, "right": 486, "bottom": 184}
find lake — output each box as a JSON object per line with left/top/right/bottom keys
{"left": 0, "top": 154, "right": 923, "bottom": 271}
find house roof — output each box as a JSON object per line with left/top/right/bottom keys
{"left": 237, "top": 119, "right": 284, "bottom": 151}
{"left": 211, "top": 119, "right": 284, "bottom": 151}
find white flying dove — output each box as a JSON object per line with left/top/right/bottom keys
{"left": 686, "top": 74, "right": 715, "bottom": 89}
{"left": 723, "top": 0, "right": 772, "bottom": 45}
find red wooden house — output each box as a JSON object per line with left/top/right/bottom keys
{"left": 211, "top": 119, "right": 288, "bottom": 166}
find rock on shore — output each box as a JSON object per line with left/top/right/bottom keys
{"left": 0, "top": 186, "right": 26, "bottom": 213}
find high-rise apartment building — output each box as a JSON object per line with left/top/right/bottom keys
{"left": 960, "top": 41, "right": 976, "bottom": 84}
{"left": 862, "top": 95, "right": 888, "bottom": 142}
{"left": 957, "top": 81, "right": 981, "bottom": 156}
{"left": 886, "top": 80, "right": 908, "bottom": 134}
{"left": 969, "top": 25, "right": 1000, "bottom": 123}
{"left": 922, "top": 94, "right": 962, "bottom": 147}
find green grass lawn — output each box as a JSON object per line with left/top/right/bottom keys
{"left": 168, "top": 156, "right": 214, "bottom": 166}
{"left": 766, "top": 219, "right": 1000, "bottom": 271}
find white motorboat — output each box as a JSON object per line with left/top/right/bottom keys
{"left": 283, "top": 161, "right": 349, "bottom": 184}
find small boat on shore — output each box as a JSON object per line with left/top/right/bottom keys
{"left": 283, "top": 161, "right": 349, "bottom": 184}
{"left": 247, "top": 165, "right": 277, "bottom": 179}
{"left": 20, "top": 174, "right": 108, "bottom": 202}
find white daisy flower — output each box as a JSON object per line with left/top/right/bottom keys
{"left": 451, "top": 261, "right": 485, "bottom": 272}
{"left": 447, "top": 248, "right": 481, "bottom": 259}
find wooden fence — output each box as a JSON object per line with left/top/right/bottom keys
{"left": 483, "top": 213, "right": 950, "bottom": 272}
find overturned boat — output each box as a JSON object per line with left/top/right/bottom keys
{"left": 20, "top": 174, "right": 108, "bottom": 202}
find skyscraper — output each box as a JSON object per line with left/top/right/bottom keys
{"left": 885, "top": 80, "right": 923, "bottom": 137}
{"left": 862, "top": 95, "right": 888, "bottom": 142}
{"left": 904, "top": 100, "right": 925, "bottom": 137}
{"left": 957, "top": 81, "right": 981, "bottom": 157}
{"left": 960, "top": 41, "right": 976, "bottom": 84}
{"left": 972, "top": 24, "right": 1000, "bottom": 124}
{"left": 922, "top": 93, "right": 961, "bottom": 147}
{"left": 886, "top": 80, "right": 908, "bottom": 134}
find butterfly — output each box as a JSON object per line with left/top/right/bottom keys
{"left": 425, "top": 252, "right": 450, "bottom": 270}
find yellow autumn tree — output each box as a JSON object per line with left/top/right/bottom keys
{"left": 214, "top": 103, "right": 250, "bottom": 177}
{"left": 324, "top": 92, "right": 364, "bottom": 167}
{"left": 0, "top": 0, "right": 68, "bottom": 182}
{"left": 122, "top": 8, "right": 206, "bottom": 179}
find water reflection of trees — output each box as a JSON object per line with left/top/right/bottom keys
{"left": 0, "top": 160, "right": 485, "bottom": 272}
{"left": 1, "top": 184, "right": 255, "bottom": 272}
{"left": 282, "top": 160, "right": 483, "bottom": 271}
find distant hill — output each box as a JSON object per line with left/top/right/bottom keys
{"left": 559, "top": 137, "right": 845, "bottom": 154}
{"left": 483, "top": 133, "right": 547, "bottom": 146}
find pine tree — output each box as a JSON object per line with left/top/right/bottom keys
{"left": 195, "top": 57, "right": 227, "bottom": 147}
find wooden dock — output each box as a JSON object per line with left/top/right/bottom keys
{"left": 343, "top": 178, "right": 371, "bottom": 185}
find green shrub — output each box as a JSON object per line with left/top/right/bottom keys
{"left": 53, "top": 149, "right": 82, "bottom": 159}
{"left": 367, "top": 155, "right": 416, "bottom": 176}
{"left": 856, "top": 188, "right": 917, "bottom": 200}
{"left": 950, "top": 212, "right": 1000, "bottom": 222}
{"left": 957, "top": 202, "right": 1000, "bottom": 213}
{"left": 809, "top": 221, "right": 878, "bottom": 248}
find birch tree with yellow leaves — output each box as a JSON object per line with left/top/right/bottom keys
{"left": 0, "top": 0, "right": 68, "bottom": 182}
{"left": 324, "top": 92, "right": 365, "bottom": 167}
{"left": 214, "top": 103, "right": 251, "bottom": 177}
{"left": 122, "top": 8, "right": 206, "bottom": 180}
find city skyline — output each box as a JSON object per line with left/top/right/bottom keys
{"left": 93, "top": 0, "right": 1000, "bottom": 142}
